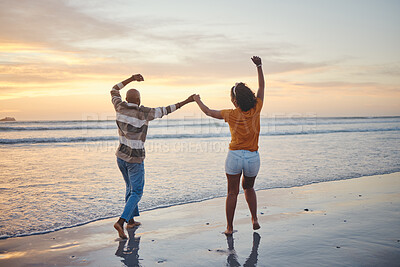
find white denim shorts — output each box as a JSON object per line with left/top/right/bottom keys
{"left": 225, "top": 150, "right": 260, "bottom": 177}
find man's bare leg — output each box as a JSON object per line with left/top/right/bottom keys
{"left": 127, "top": 218, "right": 141, "bottom": 229}
{"left": 114, "top": 218, "right": 127, "bottom": 239}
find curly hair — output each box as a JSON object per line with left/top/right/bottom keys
{"left": 231, "top": 82, "right": 257, "bottom": 112}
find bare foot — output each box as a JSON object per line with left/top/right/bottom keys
{"left": 114, "top": 222, "right": 127, "bottom": 239}
{"left": 252, "top": 219, "right": 261, "bottom": 230}
{"left": 126, "top": 221, "right": 141, "bottom": 229}
{"left": 224, "top": 227, "right": 234, "bottom": 236}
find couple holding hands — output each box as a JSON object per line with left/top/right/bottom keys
{"left": 111, "top": 56, "right": 265, "bottom": 239}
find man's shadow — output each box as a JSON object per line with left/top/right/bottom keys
{"left": 226, "top": 232, "right": 261, "bottom": 267}
{"left": 115, "top": 227, "right": 141, "bottom": 267}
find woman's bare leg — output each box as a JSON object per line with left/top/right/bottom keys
{"left": 243, "top": 176, "right": 260, "bottom": 230}
{"left": 225, "top": 173, "right": 241, "bottom": 235}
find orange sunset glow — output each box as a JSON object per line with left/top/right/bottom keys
{"left": 0, "top": 0, "right": 399, "bottom": 120}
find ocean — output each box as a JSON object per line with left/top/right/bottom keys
{"left": 0, "top": 116, "right": 399, "bottom": 239}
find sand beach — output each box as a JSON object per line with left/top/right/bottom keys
{"left": 1, "top": 172, "right": 399, "bottom": 266}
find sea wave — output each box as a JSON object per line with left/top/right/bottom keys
{"left": 0, "top": 126, "right": 114, "bottom": 131}
{"left": 0, "top": 123, "right": 226, "bottom": 132}
{"left": 1, "top": 127, "right": 399, "bottom": 144}
{"left": 0, "top": 136, "right": 117, "bottom": 144}
{"left": 1, "top": 117, "right": 400, "bottom": 132}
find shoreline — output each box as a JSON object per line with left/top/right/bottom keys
{"left": 1, "top": 170, "right": 399, "bottom": 241}
{"left": 0, "top": 172, "right": 399, "bottom": 266}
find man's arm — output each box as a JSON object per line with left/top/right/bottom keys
{"left": 251, "top": 56, "right": 265, "bottom": 103}
{"left": 149, "top": 94, "right": 196, "bottom": 120}
{"left": 111, "top": 74, "right": 144, "bottom": 108}
{"left": 175, "top": 94, "right": 195, "bottom": 109}
{"left": 112, "top": 74, "right": 144, "bottom": 91}
{"left": 193, "top": 94, "right": 223, "bottom": 120}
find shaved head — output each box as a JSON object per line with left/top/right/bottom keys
{"left": 126, "top": 89, "right": 141, "bottom": 105}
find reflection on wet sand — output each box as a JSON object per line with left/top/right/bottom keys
{"left": 115, "top": 227, "right": 141, "bottom": 266}
{"left": 227, "top": 232, "right": 261, "bottom": 267}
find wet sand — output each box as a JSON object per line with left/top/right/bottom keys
{"left": 0, "top": 172, "right": 399, "bottom": 266}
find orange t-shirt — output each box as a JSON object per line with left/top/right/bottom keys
{"left": 220, "top": 98, "right": 263, "bottom": 152}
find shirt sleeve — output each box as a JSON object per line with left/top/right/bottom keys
{"left": 220, "top": 109, "right": 233, "bottom": 123}
{"left": 153, "top": 104, "right": 177, "bottom": 119}
{"left": 141, "top": 104, "right": 178, "bottom": 121}
{"left": 111, "top": 89, "right": 123, "bottom": 109}
{"left": 111, "top": 83, "right": 126, "bottom": 110}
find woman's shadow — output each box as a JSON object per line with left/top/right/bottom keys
{"left": 115, "top": 227, "right": 141, "bottom": 267}
{"left": 227, "top": 232, "right": 261, "bottom": 267}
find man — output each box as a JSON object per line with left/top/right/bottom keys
{"left": 111, "top": 74, "right": 195, "bottom": 239}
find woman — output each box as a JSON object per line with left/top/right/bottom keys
{"left": 194, "top": 56, "right": 265, "bottom": 235}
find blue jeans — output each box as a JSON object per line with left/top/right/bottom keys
{"left": 117, "top": 157, "right": 145, "bottom": 222}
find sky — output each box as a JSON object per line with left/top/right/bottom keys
{"left": 0, "top": 0, "right": 399, "bottom": 120}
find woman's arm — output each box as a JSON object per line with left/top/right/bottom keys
{"left": 193, "top": 94, "right": 223, "bottom": 119}
{"left": 251, "top": 56, "right": 265, "bottom": 102}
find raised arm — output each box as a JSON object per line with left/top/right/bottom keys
{"left": 193, "top": 94, "right": 223, "bottom": 119}
{"left": 251, "top": 56, "right": 265, "bottom": 102}
{"left": 112, "top": 74, "right": 144, "bottom": 91}
{"left": 111, "top": 74, "right": 144, "bottom": 108}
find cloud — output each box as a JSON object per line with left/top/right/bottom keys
{"left": 0, "top": 0, "right": 128, "bottom": 49}
{"left": 274, "top": 80, "right": 400, "bottom": 97}
{"left": 0, "top": 0, "right": 353, "bottom": 102}
{"left": 0, "top": 109, "right": 20, "bottom": 113}
{"left": 350, "top": 63, "right": 400, "bottom": 78}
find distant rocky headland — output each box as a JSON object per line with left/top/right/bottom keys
{"left": 0, "top": 117, "right": 16, "bottom": 121}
